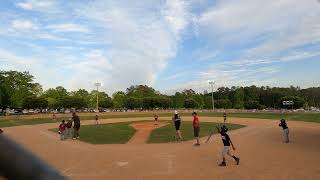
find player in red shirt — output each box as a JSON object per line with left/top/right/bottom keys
{"left": 65, "top": 119, "right": 73, "bottom": 139}
{"left": 192, "top": 112, "right": 200, "bottom": 146}
{"left": 59, "top": 120, "right": 66, "bottom": 140}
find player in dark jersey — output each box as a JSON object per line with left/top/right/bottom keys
{"left": 172, "top": 111, "right": 182, "bottom": 141}
{"left": 72, "top": 112, "right": 81, "bottom": 140}
{"left": 0, "top": 129, "right": 3, "bottom": 134}
{"left": 95, "top": 114, "right": 99, "bottom": 125}
{"left": 206, "top": 125, "right": 239, "bottom": 166}
{"left": 279, "top": 119, "right": 289, "bottom": 143}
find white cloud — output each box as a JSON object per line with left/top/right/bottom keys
{"left": 164, "top": 65, "right": 280, "bottom": 94}
{"left": 0, "top": 48, "right": 33, "bottom": 65}
{"left": 47, "top": 23, "right": 89, "bottom": 33}
{"left": 11, "top": 19, "right": 37, "bottom": 30}
{"left": 4, "top": 0, "right": 319, "bottom": 94}
{"left": 195, "top": 0, "right": 320, "bottom": 57}
{"left": 0, "top": 48, "right": 67, "bottom": 90}
{"left": 68, "top": 0, "right": 191, "bottom": 93}
{"left": 162, "top": 0, "right": 190, "bottom": 38}
{"left": 279, "top": 51, "right": 320, "bottom": 62}
{"left": 16, "top": 0, "right": 55, "bottom": 11}
{"left": 36, "top": 33, "right": 67, "bottom": 41}
{"left": 173, "top": 0, "right": 320, "bottom": 93}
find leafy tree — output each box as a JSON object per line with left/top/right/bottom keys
{"left": 126, "top": 85, "right": 157, "bottom": 98}
{"left": 88, "top": 91, "right": 112, "bottom": 108}
{"left": 47, "top": 97, "right": 59, "bottom": 109}
{"left": 203, "top": 96, "right": 213, "bottom": 109}
{"left": 112, "top": 91, "right": 126, "bottom": 108}
{"left": 172, "top": 92, "right": 185, "bottom": 108}
{"left": 22, "top": 96, "right": 48, "bottom": 109}
{"left": 231, "top": 87, "right": 245, "bottom": 109}
{"left": 61, "top": 96, "right": 86, "bottom": 109}
{"left": 0, "top": 71, "right": 41, "bottom": 107}
{"left": 215, "top": 99, "right": 232, "bottom": 109}
{"left": 182, "top": 89, "right": 196, "bottom": 98}
{"left": 157, "top": 96, "right": 172, "bottom": 109}
{"left": 244, "top": 100, "right": 260, "bottom": 109}
{"left": 1, "top": 70, "right": 320, "bottom": 110}
{"left": 70, "top": 89, "right": 90, "bottom": 107}
{"left": 184, "top": 98, "right": 198, "bottom": 109}
{"left": 193, "top": 94, "right": 204, "bottom": 108}
{"left": 126, "top": 97, "right": 143, "bottom": 109}
{"left": 301, "top": 87, "right": 320, "bottom": 108}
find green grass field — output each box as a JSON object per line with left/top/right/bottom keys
{"left": 148, "top": 121, "right": 245, "bottom": 143}
{"left": 50, "top": 120, "right": 244, "bottom": 144}
{"left": 50, "top": 121, "right": 138, "bottom": 144}
{"left": 1, "top": 112, "right": 319, "bottom": 128}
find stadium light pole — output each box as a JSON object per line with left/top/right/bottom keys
{"left": 94, "top": 82, "right": 101, "bottom": 112}
{"left": 209, "top": 81, "right": 215, "bottom": 111}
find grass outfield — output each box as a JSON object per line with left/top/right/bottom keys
{"left": 1, "top": 112, "right": 319, "bottom": 128}
{"left": 148, "top": 121, "right": 244, "bottom": 143}
{"left": 49, "top": 121, "right": 138, "bottom": 144}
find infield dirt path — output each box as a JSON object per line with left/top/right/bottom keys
{"left": 129, "top": 122, "right": 169, "bottom": 144}
{"left": 2, "top": 117, "right": 320, "bottom": 180}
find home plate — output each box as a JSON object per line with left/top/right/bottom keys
{"left": 116, "top": 161, "right": 129, "bottom": 167}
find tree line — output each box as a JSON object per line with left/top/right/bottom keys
{"left": 1, "top": 70, "right": 320, "bottom": 110}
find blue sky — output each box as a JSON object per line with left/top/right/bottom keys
{"left": 0, "top": 0, "right": 319, "bottom": 94}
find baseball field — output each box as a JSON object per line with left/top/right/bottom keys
{"left": 1, "top": 112, "right": 320, "bottom": 180}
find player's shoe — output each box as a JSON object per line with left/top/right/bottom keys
{"left": 72, "top": 138, "right": 76, "bottom": 140}
{"left": 194, "top": 143, "right": 200, "bottom": 146}
{"left": 219, "top": 162, "right": 226, "bottom": 166}
{"left": 76, "top": 136, "right": 80, "bottom": 139}
{"left": 235, "top": 157, "right": 240, "bottom": 165}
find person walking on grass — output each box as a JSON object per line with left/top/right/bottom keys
{"left": 72, "top": 112, "right": 81, "bottom": 140}
{"left": 192, "top": 112, "right": 200, "bottom": 146}
{"left": 172, "top": 110, "right": 182, "bottom": 141}
{"left": 58, "top": 120, "right": 66, "bottom": 141}
{"left": 223, "top": 110, "right": 227, "bottom": 124}
{"left": 279, "top": 118, "right": 289, "bottom": 143}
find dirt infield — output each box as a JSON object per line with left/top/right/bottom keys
{"left": 2, "top": 117, "right": 320, "bottom": 180}
{"left": 129, "top": 122, "right": 169, "bottom": 144}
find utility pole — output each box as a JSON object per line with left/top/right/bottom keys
{"left": 209, "top": 81, "right": 215, "bottom": 111}
{"left": 94, "top": 82, "right": 101, "bottom": 112}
